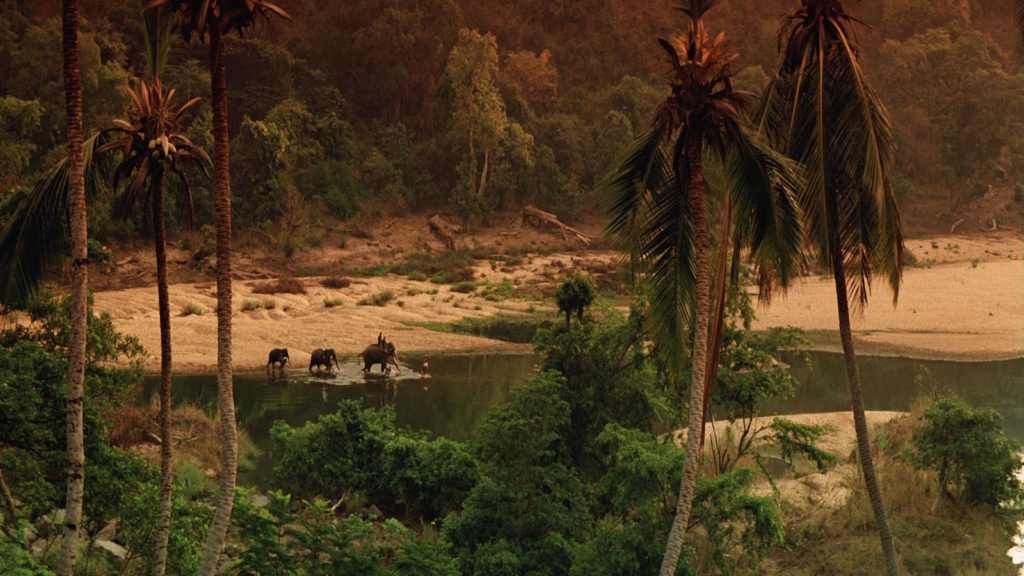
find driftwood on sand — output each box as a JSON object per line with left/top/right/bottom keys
{"left": 428, "top": 215, "right": 462, "bottom": 250}
{"left": 514, "top": 205, "right": 591, "bottom": 245}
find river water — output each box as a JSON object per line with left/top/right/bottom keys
{"left": 141, "top": 350, "right": 1024, "bottom": 483}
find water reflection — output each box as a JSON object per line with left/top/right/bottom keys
{"left": 141, "top": 353, "right": 540, "bottom": 487}
{"left": 770, "top": 351, "right": 1024, "bottom": 441}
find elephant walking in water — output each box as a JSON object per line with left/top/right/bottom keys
{"left": 267, "top": 348, "right": 290, "bottom": 370}
{"left": 310, "top": 348, "right": 338, "bottom": 372}
{"left": 362, "top": 337, "right": 399, "bottom": 373}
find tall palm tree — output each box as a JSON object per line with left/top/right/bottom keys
{"left": 58, "top": 0, "right": 89, "bottom": 572}
{"left": 144, "top": 2, "right": 290, "bottom": 572}
{"left": 601, "top": 2, "right": 803, "bottom": 573}
{"left": 99, "top": 79, "right": 208, "bottom": 575}
{"left": 755, "top": 1, "right": 904, "bottom": 574}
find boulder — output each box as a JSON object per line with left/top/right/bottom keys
{"left": 93, "top": 539, "right": 128, "bottom": 562}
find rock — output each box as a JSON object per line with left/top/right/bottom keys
{"left": 31, "top": 537, "right": 49, "bottom": 559}
{"left": 22, "top": 524, "right": 37, "bottom": 544}
{"left": 367, "top": 504, "right": 383, "bottom": 519}
{"left": 252, "top": 493, "right": 270, "bottom": 508}
{"left": 94, "top": 520, "right": 117, "bottom": 541}
{"left": 93, "top": 539, "right": 128, "bottom": 561}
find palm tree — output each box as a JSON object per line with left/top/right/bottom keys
{"left": 755, "top": 1, "right": 904, "bottom": 574}
{"left": 0, "top": 134, "right": 113, "bottom": 310}
{"left": 99, "top": 79, "right": 208, "bottom": 575}
{"left": 601, "top": 2, "right": 803, "bottom": 573}
{"left": 144, "top": 2, "right": 290, "bottom": 571}
{"left": 58, "top": 0, "right": 89, "bottom": 572}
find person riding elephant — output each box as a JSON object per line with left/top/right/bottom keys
{"left": 362, "top": 337, "right": 399, "bottom": 373}
{"left": 310, "top": 348, "right": 338, "bottom": 372}
{"left": 267, "top": 348, "right": 290, "bottom": 370}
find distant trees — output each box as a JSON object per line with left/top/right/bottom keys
{"left": 442, "top": 29, "right": 533, "bottom": 227}
{"left": 879, "top": 28, "right": 1024, "bottom": 214}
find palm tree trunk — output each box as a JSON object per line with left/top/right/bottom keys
{"left": 830, "top": 239, "right": 901, "bottom": 576}
{"left": 660, "top": 132, "right": 711, "bottom": 576}
{"left": 151, "top": 174, "right": 173, "bottom": 576}
{"left": 199, "top": 25, "right": 239, "bottom": 576}
{"left": 58, "top": 1, "right": 87, "bottom": 573}
{"left": 700, "top": 191, "right": 732, "bottom": 448}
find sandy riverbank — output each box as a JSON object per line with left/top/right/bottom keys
{"left": 753, "top": 235, "right": 1024, "bottom": 361}
{"left": 89, "top": 233, "right": 1023, "bottom": 373}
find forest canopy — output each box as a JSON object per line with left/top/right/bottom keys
{"left": 1, "top": 0, "right": 1023, "bottom": 235}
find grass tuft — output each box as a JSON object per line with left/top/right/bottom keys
{"left": 180, "top": 302, "right": 204, "bottom": 317}
{"left": 321, "top": 276, "right": 352, "bottom": 289}
{"left": 357, "top": 290, "right": 395, "bottom": 307}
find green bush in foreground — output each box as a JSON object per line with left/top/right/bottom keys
{"left": 231, "top": 488, "right": 459, "bottom": 575}
{"left": 270, "top": 402, "right": 479, "bottom": 521}
{"left": 909, "top": 397, "right": 1023, "bottom": 508}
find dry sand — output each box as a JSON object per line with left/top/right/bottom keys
{"left": 89, "top": 231, "right": 1023, "bottom": 372}
{"left": 753, "top": 234, "right": 1024, "bottom": 360}
{"left": 92, "top": 275, "right": 537, "bottom": 373}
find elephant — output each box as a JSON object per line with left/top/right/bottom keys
{"left": 310, "top": 348, "right": 338, "bottom": 372}
{"left": 267, "top": 348, "right": 290, "bottom": 370}
{"left": 362, "top": 338, "right": 399, "bottom": 373}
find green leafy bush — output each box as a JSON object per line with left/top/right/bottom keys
{"left": 358, "top": 290, "right": 395, "bottom": 307}
{"left": 909, "top": 397, "right": 1023, "bottom": 507}
{"left": 118, "top": 483, "right": 213, "bottom": 576}
{"left": 270, "top": 402, "right": 478, "bottom": 520}
{"left": 0, "top": 291, "right": 147, "bottom": 526}
{"left": 443, "top": 371, "right": 591, "bottom": 575}
{"left": 554, "top": 274, "right": 596, "bottom": 329}
{"left": 231, "top": 489, "right": 458, "bottom": 575}
{"left": 393, "top": 251, "right": 476, "bottom": 284}
{"left": 87, "top": 238, "right": 114, "bottom": 264}
{"left": 449, "top": 281, "right": 478, "bottom": 294}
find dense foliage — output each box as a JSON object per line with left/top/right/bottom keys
{"left": 3, "top": 0, "right": 1017, "bottom": 246}
{"left": 0, "top": 290, "right": 213, "bottom": 573}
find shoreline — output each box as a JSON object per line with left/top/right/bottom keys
{"left": 88, "top": 234, "right": 1023, "bottom": 374}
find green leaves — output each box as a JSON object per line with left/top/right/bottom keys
{"left": 0, "top": 132, "right": 113, "bottom": 309}
{"left": 909, "top": 398, "right": 1023, "bottom": 507}
{"left": 270, "top": 401, "right": 479, "bottom": 521}
{"left": 757, "top": 0, "right": 904, "bottom": 309}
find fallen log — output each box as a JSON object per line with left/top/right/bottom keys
{"left": 428, "top": 215, "right": 461, "bottom": 250}
{"left": 517, "top": 205, "right": 591, "bottom": 245}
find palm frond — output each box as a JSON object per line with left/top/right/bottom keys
{"left": 142, "top": 0, "right": 174, "bottom": 80}
{"left": 756, "top": 1, "right": 903, "bottom": 312}
{"left": 728, "top": 128, "right": 805, "bottom": 305}
{"left": 0, "top": 133, "right": 115, "bottom": 308}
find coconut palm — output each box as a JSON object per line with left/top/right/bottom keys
{"left": 99, "top": 78, "right": 209, "bottom": 575}
{"left": 754, "top": 1, "right": 904, "bottom": 573}
{"left": 143, "top": 1, "right": 290, "bottom": 571}
{"left": 57, "top": 0, "right": 88, "bottom": 572}
{"left": 601, "top": 1, "right": 803, "bottom": 573}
